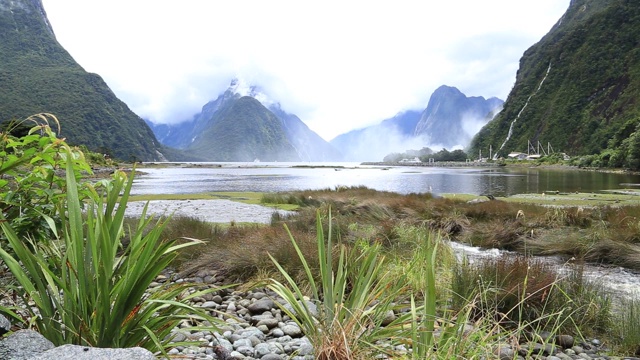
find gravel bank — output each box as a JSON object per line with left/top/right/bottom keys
{"left": 123, "top": 200, "right": 294, "bottom": 224}
{"left": 163, "top": 270, "right": 640, "bottom": 360}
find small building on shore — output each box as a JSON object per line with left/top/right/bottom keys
{"left": 399, "top": 157, "right": 422, "bottom": 164}
{"left": 508, "top": 152, "right": 528, "bottom": 160}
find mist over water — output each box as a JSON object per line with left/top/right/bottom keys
{"left": 132, "top": 163, "right": 640, "bottom": 197}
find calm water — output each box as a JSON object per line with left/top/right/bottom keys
{"left": 131, "top": 162, "right": 640, "bottom": 196}
{"left": 132, "top": 162, "right": 640, "bottom": 299}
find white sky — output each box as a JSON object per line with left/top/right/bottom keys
{"left": 41, "top": 1, "right": 570, "bottom": 141}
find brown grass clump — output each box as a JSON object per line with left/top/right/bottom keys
{"left": 190, "top": 224, "right": 321, "bottom": 281}
{"left": 455, "top": 256, "right": 559, "bottom": 324}
{"left": 542, "top": 207, "right": 592, "bottom": 227}
{"left": 461, "top": 219, "right": 526, "bottom": 250}
{"left": 461, "top": 199, "right": 523, "bottom": 221}
{"left": 602, "top": 206, "right": 640, "bottom": 243}
{"left": 583, "top": 239, "right": 640, "bottom": 269}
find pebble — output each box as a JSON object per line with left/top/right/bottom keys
{"left": 127, "top": 270, "right": 637, "bottom": 359}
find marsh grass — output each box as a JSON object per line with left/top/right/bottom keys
{"left": 178, "top": 222, "right": 320, "bottom": 282}
{"left": 544, "top": 207, "right": 593, "bottom": 227}
{"left": 452, "top": 255, "right": 612, "bottom": 337}
{"left": 613, "top": 297, "right": 640, "bottom": 355}
{"left": 461, "top": 219, "right": 526, "bottom": 250}
{"left": 117, "top": 185, "right": 640, "bottom": 356}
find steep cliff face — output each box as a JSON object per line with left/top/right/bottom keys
{"left": 414, "top": 85, "right": 503, "bottom": 148}
{"left": 0, "top": 0, "right": 165, "bottom": 161}
{"left": 470, "top": 0, "right": 640, "bottom": 158}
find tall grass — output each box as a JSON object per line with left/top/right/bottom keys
{"left": 451, "top": 255, "right": 612, "bottom": 336}
{"left": 613, "top": 297, "right": 640, "bottom": 355}
{"left": 268, "top": 209, "right": 411, "bottom": 359}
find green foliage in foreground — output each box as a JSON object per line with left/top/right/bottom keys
{"left": 0, "top": 114, "right": 93, "bottom": 247}
{"left": 268, "top": 210, "right": 411, "bottom": 359}
{"left": 267, "top": 211, "right": 499, "bottom": 359}
{"left": 0, "top": 139, "right": 222, "bottom": 352}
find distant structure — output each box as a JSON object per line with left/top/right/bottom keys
{"left": 399, "top": 157, "right": 422, "bottom": 164}
{"left": 504, "top": 141, "right": 566, "bottom": 161}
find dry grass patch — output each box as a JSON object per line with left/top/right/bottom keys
{"left": 452, "top": 256, "right": 612, "bottom": 335}
{"left": 180, "top": 224, "right": 321, "bottom": 281}
{"left": 460, "top": 219, "right": 527, "bottom": 250}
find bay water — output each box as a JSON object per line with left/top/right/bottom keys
{"left": 132, "top": 162, "right": 640, "bottom": 196}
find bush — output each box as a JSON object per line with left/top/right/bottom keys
{"left": 0, "top": 144, "right": 222, "bottom": 353}
{"left": 0, "top": 114, "right": 93, "bottom": 246}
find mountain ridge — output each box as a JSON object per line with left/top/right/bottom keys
{"left": 186, "top": 96, "right": 300, "bottom": 162}
{"left": 147, "top": 80, "right": 343, "bottom": 162}
{"left": 330, "top": 85, "right": 503, "bottom": 161}
{"left": 0, "top": 0, "right": 166, "bottom": 161}
{"left": 469, "top": 0, "right": 640, "bottom": 160}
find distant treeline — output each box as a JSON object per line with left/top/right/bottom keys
{"left": 383, "top": 147, "right": 469, "bottom": 163}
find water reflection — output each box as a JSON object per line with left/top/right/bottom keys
{"left": 132, "top": 163, "right": 640, "bottom": 196}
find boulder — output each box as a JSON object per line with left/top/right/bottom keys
{"left": 0, "top": 330, "right": 54, "bottom": 360}
{"left": 31, "top": 345, "right": 156, "bottom": 360}
{"left": 0, "top": 314, "right": 11, "bottom": 336}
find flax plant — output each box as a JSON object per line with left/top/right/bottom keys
{"left": 0, "top": 146, "right": 220, "bottom": 352}
{"left": 408, "top": 232, "right": 438, "bottom": 359}
{"left": 268, "top": 209, "right": 410, "bottom": 359}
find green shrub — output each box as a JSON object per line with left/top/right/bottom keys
{"left": 0, "top": 146, "right": 222, "bottom": 353}
{"left": 0, "top": 114, "right": 93, "bottom": 246}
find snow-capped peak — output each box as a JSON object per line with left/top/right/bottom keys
{"left": 228, "top": 78, "right": 275, "bottom": 107}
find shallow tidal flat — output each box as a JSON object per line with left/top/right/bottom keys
{"left": 445, "top": 190, "right": 640, "bottom": 207}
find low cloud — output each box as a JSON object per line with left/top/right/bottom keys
{"left": 43, "top": 0, "right": 570, "bottom": 141}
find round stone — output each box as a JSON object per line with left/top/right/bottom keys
{"left": 555, "top": 334, "right": 575, "bottom": 348}
{"left": 248, "top": 299, "right": 276, "bottom": 314}
{"left": 282, "top": 324, "right": 303, "bottom": 338}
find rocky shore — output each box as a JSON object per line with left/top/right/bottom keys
{"left": 4, "top": 267, "right": 638, "bottom": 360}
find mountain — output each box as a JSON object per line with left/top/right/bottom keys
{"left": 187, "top": 96, "right": 300, "bottom": 162}
{"left": 469, "top": 0, "right": 640, "bottom": 159}
{"left": 330, "top": 86, "right": 503, "bottom": 161}
{"left": 0, "top": 0, "right": 165, "bottom": 161}
{"left": 148, "top": 80, "right": 343, "bottom": 162}
{"left": 268, "top": 104, "right": 343, "bottom": 161}
{"left": 329, "top": 110, "right": 422, "bottom": 162}
{"left": 414, "top": 85, "right": 503, "bottom": 148}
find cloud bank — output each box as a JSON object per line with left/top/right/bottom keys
{"left": 42, "top": 0, "right": 570, "bottom": 140}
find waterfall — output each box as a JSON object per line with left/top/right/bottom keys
{"left": 493, "top": 63, "right": 552, "bottom": 160}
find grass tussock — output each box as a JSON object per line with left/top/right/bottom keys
{"left": 613, "top": 297, "right": 640, "bottom": 356}
{"left": 452, "top": 255, "right": 612, "bottom": 337}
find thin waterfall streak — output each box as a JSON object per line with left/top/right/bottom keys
{"left": 493, "top": 63, "right": 552, "bottom": 160}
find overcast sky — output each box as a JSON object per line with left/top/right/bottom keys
{"left": 41, "top": 1, "right": 570, "bottom": 141}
